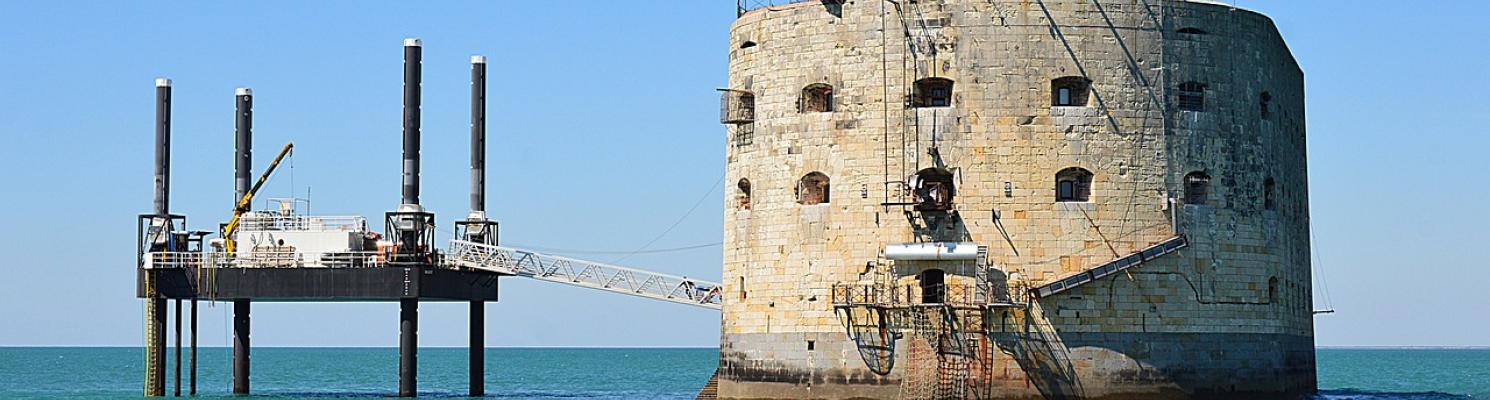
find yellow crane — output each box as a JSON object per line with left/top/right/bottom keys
{"left": 224, "top": 142, "right": 294, "bottom": 254}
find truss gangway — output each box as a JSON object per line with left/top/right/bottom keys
{"left": 445, "top": 240, "right": 723, "bottom": 310}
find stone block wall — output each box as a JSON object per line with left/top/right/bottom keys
{"left": 718, "top": 1, "right": 1313, "bottom": 398}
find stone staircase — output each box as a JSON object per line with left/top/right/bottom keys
{"left": 695, "top": 369, "right": 719, "bottom": 400}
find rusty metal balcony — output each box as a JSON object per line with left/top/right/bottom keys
{"left": 831, "top": 282, "right": 991, "bottom": 310}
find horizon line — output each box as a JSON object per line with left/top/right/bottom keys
{"left": 3, "top": 345, "right": 1489, "bottom": 350}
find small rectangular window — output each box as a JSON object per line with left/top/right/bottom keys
{"left": 930, "top": 88, "right": 949, "bottom": 107}
{"left": 734, "top": 123, "right": 754, "bottom": 148}
{"left": 1058, "top": 181, "right": 1074, "bottom": 201}
{"left": 1058, "top": 88, "right": 1071, "bottom": 106}
{"left": 1178, "top": 82, "right": 1206, "bottom": 112}
{"left": 807, "top": 340, "right": 815, "bottom": 351}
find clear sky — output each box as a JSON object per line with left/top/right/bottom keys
{"left": 0, "top": 1, "right": 1485, "bottom": 348}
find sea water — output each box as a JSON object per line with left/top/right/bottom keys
{"left": 0, "top": 347, "right": 1483, "bottom": 399}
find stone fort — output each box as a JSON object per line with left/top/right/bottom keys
{"left": 715, "top": 0, "right": 1314, "bottom": 398}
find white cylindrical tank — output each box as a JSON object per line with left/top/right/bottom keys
{"left": 883, "top": 242, "right": 980, "bottom": 261}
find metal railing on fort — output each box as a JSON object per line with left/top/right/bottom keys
{"left": 736, "top": 0, "right": 833, "bottom": 17}
{"left": 831, "top": 282, "right": 992, "bottom": 309}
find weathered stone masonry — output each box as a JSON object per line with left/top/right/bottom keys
{"left": 719, "top": 0, "right": 1313, "bottom": 399}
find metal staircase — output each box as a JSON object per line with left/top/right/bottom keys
{"left": 445, "top": 240, "right": 723, "bottom": 310}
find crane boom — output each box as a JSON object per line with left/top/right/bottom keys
{"left": 224, "top": 142, "right": 294, "bottom": 253}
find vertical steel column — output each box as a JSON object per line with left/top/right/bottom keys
{"left": 148, "top": 77, "right": 171, "bottom": 398}
{"left": 174, "top": 299, "right": 181, "bottom": 397}
{"left": 401, "top": 38, "right": 422, "bottom": 206}
{"left": 469, "top": 54, "right": 488, "bottom": 397}
{"left": 398, "top": 39, "right": 421, "bottom": 397}
{"left": 152, "top": 297, "right": 166, "bottom": 396}
{"left": 189, "top": 299, "right": 197, "bottom": 396}
{"left": 230, "top": 88, "right": 252, "bottom": 397}
{"left": 399, "top": 298, "right": 418, "bottom": 397}
{"left": 235, "top": 88, "right": 253, "bottom": 203}
{"left": 154, "top": 79, "right": 171, "bottom": 216}
{"left": 233, "top": 300, "right": 250, "bottom": 395}
{"left": 470, "top": 301, "right": 484, "bottom": 396}
{"left": 470, "top": 55, "right": 486, "bottom": 213}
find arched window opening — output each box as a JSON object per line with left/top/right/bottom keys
{"left": 1259, "top": 92, "right": 1273, "bottom": 119}
{"left": 1056, "top": 167, "right": 1094, "bottom": 202}
{"left": 912, "top": 168, "right": 956, "bottom": 211}
{"left": 720, "top": 90, "right": 755, "bottom": 124}
{"left": 1051, "top": 77, "right": 1092, "bottom": 107}
{"left": 1177, "top": 27, "right": 1208, "bottom": 35}
{"left": 797, "top": 172, "right": 831, "bottom": 205}
{"left": 920, "top": 269, "right": 946, "bottom": 304}
{"left": 737, "top": 178, "right": 753, "bottom": 211}
{"left": 801, "top": 83, "right": 834, "bottom": 113}
{"left": 740, "top": 40, "right": 757, "bottom": 49}
{"left": 1184, "top": 171, "right": 1211, "bottom": 205}
{"left": 913, "top": 77, "right": 954, "bottom": 108}
{"left": 1178, "top": 82, "right": 1206, "bottom": 112}
{"left": 1263, "top": 178, "right": 1276, "bottom": 210}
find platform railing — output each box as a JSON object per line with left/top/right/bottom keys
{"left": 143, "top": 252, "right": 216, "bottom": 270}
{"left": 143, "top": 251, "right": 390, "bottom": 269}
{"left": 237, "top": 215, "right": 368, "bottom": 232}
{"left": 446, "top": 240, "right": 723, "bottom": 309}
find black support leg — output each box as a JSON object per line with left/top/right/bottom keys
{"left": 152, "top": 297, "right": 166, "bottom": 397}
{"left": 174, "top": 298, "right": 182, "bottom": 397}
{"left": 190, "top": 299, "right": 197, "bottom": 396}
{"left": 399, "top": 298, "right": 418, "bottom": 397}
{"left": 470, "top": 301, "right": 484, "bottom": 397}
{"left": 233, "top": 300, "right": 250, "bottom": 395}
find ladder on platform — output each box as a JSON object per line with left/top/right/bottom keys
{"left": 142, "top": 273, "right": 160, "bottom": 396}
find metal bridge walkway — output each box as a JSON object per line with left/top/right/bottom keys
{"left": 445, "top": 240, "right": 723, "bottom": 310}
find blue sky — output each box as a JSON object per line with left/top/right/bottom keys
{"left": 0, "top": 1, "right": 1486, "bottom": 348}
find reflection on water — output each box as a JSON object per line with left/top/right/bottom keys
{"left": 1316, "top": 389, "right": 1475, "bottom": 400}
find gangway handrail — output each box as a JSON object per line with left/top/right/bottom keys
{"left": 446, "top": 239, "right": 722, "bottom": 310}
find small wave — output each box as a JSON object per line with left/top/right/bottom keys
{"left": 1316, "top": 389, "right": 1475, "bottom": 400}
{"left": 262, "top": 389, "right": 690, "bottom": 399}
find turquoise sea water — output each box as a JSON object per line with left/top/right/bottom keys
{"left": 0, "top": 347, "right": 1484, "bottom": 399}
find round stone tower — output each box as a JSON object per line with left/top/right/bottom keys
{"left": 718, "top": 0, "right": 1314, "bottom": 399}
